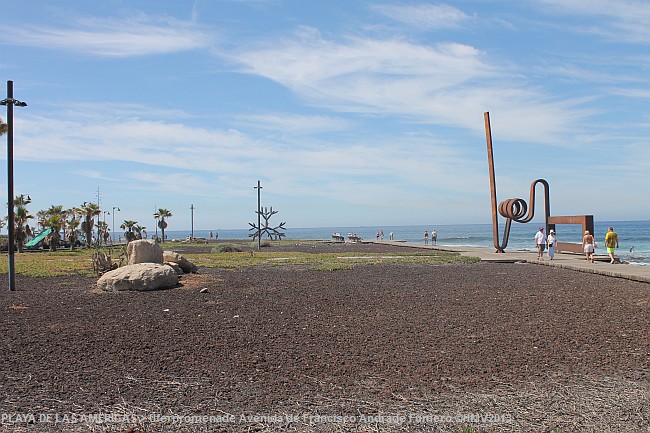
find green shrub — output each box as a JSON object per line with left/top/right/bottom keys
{"left": 250, "top": 240, "right": 271, "bottom": 248}
{"left": 211, "top": 243, "right": 243, "bottom": 253}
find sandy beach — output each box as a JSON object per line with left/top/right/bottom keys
{"left": 0, "top": 242, "right": 648, "bottom": 433}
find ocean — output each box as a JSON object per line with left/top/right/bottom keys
{"left": 160, "top": 220, "right": 650, "bottom": 266}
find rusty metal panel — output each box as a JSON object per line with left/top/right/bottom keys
{"left": 548, "top": 215, "right": 594, "bottom": 229}
{"left": 555, "top": 241, "right": 584, "bottom": 254}
{"left": 547, "top": 215, "right": 594, "bottom": 254}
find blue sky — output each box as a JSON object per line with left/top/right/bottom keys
{"left": 1, "top": 0, "right": 649, "bottom": 232}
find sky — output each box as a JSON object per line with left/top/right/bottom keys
{"left": 1, "top": 0, "right": 649, "bottom": 232}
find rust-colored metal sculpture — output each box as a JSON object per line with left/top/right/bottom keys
{"left": 485, "top": 112, "right": 549, "bottom": 252}
{"left": 484, "top": 112, "right": 593, "bottom": 253}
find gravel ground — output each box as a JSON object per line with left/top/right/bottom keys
{"left": 0, "top": 242, "right": 648, "bottom": 433}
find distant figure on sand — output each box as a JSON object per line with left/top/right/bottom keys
{"left": 424, "top": 230, "right": 429, "bottom": 245}
{"left": 431, "top": 229, "right": 437, "bottom": 245}
{"left": 389, "top": 232, "right": 394, "bottom": 240}
{"left": 534, "top": 227, "right": 546, "bottom": 260}
{"left": 605, "top": 226, "right": 619, "bottom": 264}
{"left": 582, "top": 230, "right": 595, "bottom": 263}
{"left": 209, "top": 231, "right": 213, "bottom": 239}
{"left": 547, "top": 229, "right": 557, "bottom": 260}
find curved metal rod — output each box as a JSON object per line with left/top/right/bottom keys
{"left": 485, "top": 112, "right": 550, "bottom": 252}
{"left": 496, "top": 179, "right": 550, "bottom": 251}
{"left": 499, "top": 179, "right": 550, "bottom": 223}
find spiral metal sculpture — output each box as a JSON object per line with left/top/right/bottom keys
{"left": 484, "top": 112, "right": 550, "bottom": 252}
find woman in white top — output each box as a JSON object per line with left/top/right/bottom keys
{"left": 547, "top": 229, "right": 557, "bottom": 260}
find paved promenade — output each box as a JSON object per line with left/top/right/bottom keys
{"left": 373, "top": 240, "right": 650, "bottom": 284}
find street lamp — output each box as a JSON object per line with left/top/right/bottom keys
{"left": 112, "top": 207, "right": 120, "bottom": 242}
{"left": 1, "top": 80, "right": 27, "bottom": 292}
{"left": 254, "top": 181, "right": 262, "bottom": 251}
{"left": 102, "top": 210, "right": 110, "bottom": 244}
{"left": 190, "top": 204, "right": 195, "bottom": 240}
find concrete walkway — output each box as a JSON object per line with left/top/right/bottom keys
{"left": 372, "top": 240, "right": 650, "bottom": 284}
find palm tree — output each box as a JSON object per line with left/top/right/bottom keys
{"left": 0, "top": 118, "right": 7, "bottom": 136}
{"left": 153, "top": 208, "right": 172, "bottom": 243}
{"left": 134, "top": 224, "right": 146, "bottom": 240}
{"left": 79, "top": 202, "right": 101, "bottom": 248}
{"left": 120, "top": 220, "right": 138, "bottom": 243}
{"left": 66, "top": 217, "right": 81, "bottom": 251}
{"left": 39, "top": 205, "right": 66, "bottom": 251}
{"left": 13, "top": 194, "right": 34, "bottom": 253}
{"left": 97, "top": 220, "right": 110, "bottom": 245}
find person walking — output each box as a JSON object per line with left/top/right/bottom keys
{"left": 547, "top": 229, "right": 557, "bottom": 260}
{"left": 424, "top": 230, "right": 429, "bottom": 245}
{"left": 582, "top": 230, "right": 595, "bottom": 263}
{"left": 605, "top": 226, "right": 619, "bottom": 264}
{"left": 534, "top": 227, "right": 547, "bottom": 260}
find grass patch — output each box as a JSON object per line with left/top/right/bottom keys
{"left": 186, "top": 251, "right": 478, "bottom": 270}
{"left": 0, "top": 249, "right": 96, "bottom": 277}
{"left": 0, "top": 245, "right": 479, "bottom": 277}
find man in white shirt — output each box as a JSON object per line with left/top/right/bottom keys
{"left": 534, "top": 227, "right": 547, "bottom": 260}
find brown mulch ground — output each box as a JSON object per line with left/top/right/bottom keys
{"left": 0, "top": 242, "right": 648, "bottom": 433}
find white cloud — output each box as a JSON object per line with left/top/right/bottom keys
{"left": 537, "top": 0, "right": 650, "bottom": 43}
{"left": 371, "top": 4, "right": 472, "bottom": 29}
{"left": 232, "top": 113, "right": 352, "bottom": 134}
{"left": 226, "top": 27, "right": 590, "bottom": 145}
{"left": 0, "top": 14, "right": 214, "bottom": 57}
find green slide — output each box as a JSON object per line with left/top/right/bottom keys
{"left": 25, "top": 228, "right": 52, "bottom": 249}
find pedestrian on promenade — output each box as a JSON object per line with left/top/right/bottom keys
{"left": 424, "top": 230, "right": 429, "bottom": 245}
{"left": 534, "top": 227, "right": 546, "bottom": 260}
{"left": 547, "top": 229, "right": 557, "bottom": 260}
{"left": 605, "top": 226, "right": 619, "bottom": 264}
{"left": 582, "top": 230, "right": 595, "bottom": 263}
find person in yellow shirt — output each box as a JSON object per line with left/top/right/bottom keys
{"left": 605, "top": 226, "right": 619, "bottom": 264}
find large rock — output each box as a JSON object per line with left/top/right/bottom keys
{"left": 163, "top": 251, "right": 198, "bottom": 274}
{"left": 97, "top": 263, "right": 179, "bottom": 292}
{"left": 127, "top": 239, "right": 163, "bottom": 265}
{"left": 164, "top": 261, "right": 183, "bottom": 275}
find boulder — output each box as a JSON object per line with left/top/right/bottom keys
{"left": 127, "top": 240, "right": 163, "bottom": 265}
{"left": 164, "top": 261, "right": 183, "bottom": 275}
{"left": 163, "top": 251, "right": 198, "bottom": 274}
{"left": 97, "top": 263, "right": 179, "bottom": 292}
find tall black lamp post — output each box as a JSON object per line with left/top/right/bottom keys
{"left": 1, "top": 81, "right": 27, "bottom": 292}
{"left": 112, "top": 206, "right": 120, "bottom": 243}
{"left": 254, "top": 181, "right": 262, "bottom": 251}
{"left": 190, "top": 204, "right": 195, "bottom": 240}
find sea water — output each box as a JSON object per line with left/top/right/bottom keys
{"left": 161, "top": 220, "right": 650, "bottom": 266}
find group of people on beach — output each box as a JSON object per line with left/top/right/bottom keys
{"left": 423, "top": 229, "right": 437, "bottom": 245}
{"left": 535, "top": 226, "right": 619, "bottom": 263}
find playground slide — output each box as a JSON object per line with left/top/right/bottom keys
{"left": 25, "top": 228, "right": 52, "bottom": 249}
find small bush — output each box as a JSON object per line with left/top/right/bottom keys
{"left": 250, "top": 240, "right": 272, "bottom": 248}
{"left": 211, "top": 243, "right": 243, "bottom": 253}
